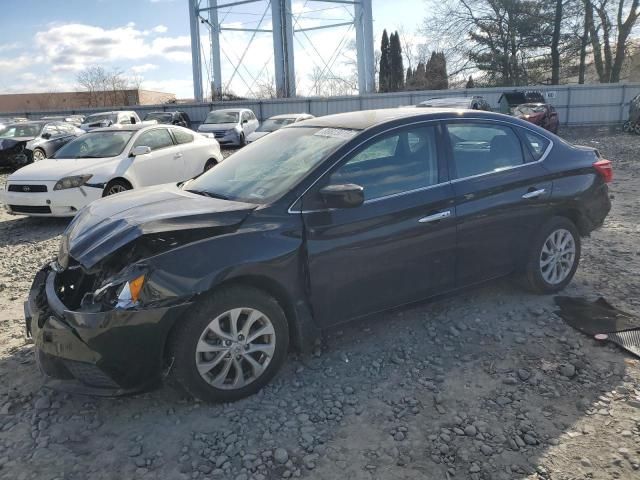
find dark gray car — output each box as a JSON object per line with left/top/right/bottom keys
{"left": 0, "top": 121, "right": 83, "bottom": 167}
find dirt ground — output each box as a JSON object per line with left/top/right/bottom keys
{"left": 0, "top": 128, "right": 639, "bottom": 480}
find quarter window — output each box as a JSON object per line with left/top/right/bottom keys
{"left": 328, "top": 126, "right": 439, "bottom": 201}
{"left": 133, "top": 129, "right": 174, "bottom": 151}
{"left": 172, "top": 129, "right": 194, "bottom": 144}
{"left": 446, "top": 123, "right": 524, "bottom": 179}
{"left": 522, "top": 131, "right": 550, "bottom": 161}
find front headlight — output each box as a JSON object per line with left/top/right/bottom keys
{"left": 93, "top": 273, "right": 146, "bottom": 309}
{"left": 227, "top": 129, "right": 238, "bottom": 136}
{"left": 53, "top": 174, "right": 93, "bottom": 190}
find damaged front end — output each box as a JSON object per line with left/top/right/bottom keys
{"left": 26, "top": 259, "right": 193, "bottom": 395}
{"left": 0, "top": 139, "right": 33, "bottom": 168}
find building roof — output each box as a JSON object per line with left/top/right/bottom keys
{"left": 293, "top": 107, "right": 505, "bottom": 130}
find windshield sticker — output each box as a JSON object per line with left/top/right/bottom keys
{"left": 313, "top": 128, "right": 358, "bottom": 139}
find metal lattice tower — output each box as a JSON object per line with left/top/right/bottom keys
{"left": 188, "top": 0, "right": 375, "bottom": 101}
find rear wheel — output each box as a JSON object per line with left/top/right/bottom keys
{"left": 204, "top": 159, "right": 217, "bottom": 172}
{"left": 103, "top": 179, "right": 131, "bottom": 197}
{"left": 634, "top": 123, "right": 640, "bottom": 135}
{"left": 623, "top": 121, "right": 631, "bottom": 133}
{"left": 32, "top": 148, "right": 46, "bottom": 161}
{"left": 522, "top": 217, "right": 581, "bottom": 294}
{"left": 168, "top": 286, "right": 289, "bottom": 402}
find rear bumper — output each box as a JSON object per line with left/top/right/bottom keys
{"left": 26, "top": 266, "right": 192, "bottom": 395}
{"left": 1, "top": 184, "right": 102, "bottom": 217}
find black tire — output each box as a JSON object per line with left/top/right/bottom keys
{"left": 204, "top": 159, "right": 217, "bottom": 172}
{"left": 522, "top": 216, "right": 581, "bottom": 294}
{"left": 239, "top": 133, "right": 246, "bottom": 147}
{"left": 102, "top": 179, "right": 132, "bottom": 197}
{"left": 168, "top": 286, "right": 289, "bottom": 402}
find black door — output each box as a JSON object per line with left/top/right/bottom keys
{"left": 444, "top": 121, "right": 553, "bottom": 286}
{"left": 300, "top": 123, "right": 457, "bottom": 326}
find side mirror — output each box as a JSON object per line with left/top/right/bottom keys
{"left": 130, "top": 145, "right": 152, "bottom": 157}
{"left": 242, "top": 119, "right": 248, "bottom": 124}
{"left": 41, "top": 132, "right": 51, "bottom": 139}
{"left": 319, "top": 184, "right": 364, "bottom": 209}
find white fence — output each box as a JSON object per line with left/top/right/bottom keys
{"left": 6, "top": 83, "right": 639, "bottom": 128}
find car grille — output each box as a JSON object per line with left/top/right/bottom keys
{"left": 8, "top": 184, "right": 47, "bottom": 193}
{"left": 63, "top": 359, "right": 120, "bottom": 389}
{"left": 211, "top": 130, "right": 227, "bottom": 138}
{"left": 9, "top": 205, "right": 52, "bottom": 214}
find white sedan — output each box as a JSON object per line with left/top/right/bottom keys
{"left": 1, "top": 124, "right": 223, "bottom": 217}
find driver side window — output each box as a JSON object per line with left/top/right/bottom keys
{"left": 328, "top": 125, "right": 440, "bottom": 202}
{"left": 133, "top": 129, "right": 174, "bottom": 151}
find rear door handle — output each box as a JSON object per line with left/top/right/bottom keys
{"left": 522, "top": 188, "right": 545, "bottom": 199}
{"left": 419, "top": 210, "right": 451, "bottom": 223}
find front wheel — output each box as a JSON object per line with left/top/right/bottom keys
{"left": 239, "top": 133, "right": 246, "bottom": 147}
{"left": 32, "top": 148, "right": 46, "bottom": 161}
{"left": 623, "top": 121, "right": 631, "bottom": 133}
{"left": 168, "top": 286, "right": 289, "bottom": 402}
{"left": 522, "top": 217, "right": 581, "bottom": 294}
{"left": 102, "top": 179, "right": 131, "bottom": 197}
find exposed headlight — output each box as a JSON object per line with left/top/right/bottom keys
{"left": 115, "top": 275, "right": 146, "bottom": 309}
{"left": 93, "top": 273, "right": 145, "bottom": 309}
{"left": 53, "top": 175, "right": 93, "bottom": 190}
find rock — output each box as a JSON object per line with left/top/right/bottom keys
{"left": 580, "top": 457, "right": 593, "bottom": 468}
{"left": 274, "top": 448, "right": 289, "bottom": 464}
{"left": 128, "top": 445, "right": 143, "bottom": 457}
{"left": 394, "top": 431, "right": 405, "bottom": 441}
{"left": 523, "top": 434, "right": 538, "bottom": 446}
{"left": 34, "top": 397, "right": 50, "bottom": 410}
{"left": 464, "top": 425, "right": 477, "bottom": 437}
{"left": 559, "top": 364, "right": 576, "bottom": 378}
{"left": 480, "top": 444, "right": 493, "bottom": 456}
{"left": 517, "top": 369, "right": 531, "bottom": 381}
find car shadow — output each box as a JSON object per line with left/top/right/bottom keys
{"left": 0, "top": 215, "right": 69, "bottom": 247}
{"left": 2, "top": 279, "right": 636, "bottom": 479}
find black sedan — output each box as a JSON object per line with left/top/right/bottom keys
{"left": 26, "top": 108, "right": 612, "bottom": 401}
{"left": 143, "top": 111, "right": 192, "bottom": 128}
{"left": 0, "top": 121, "right": 83, "bottom": 167}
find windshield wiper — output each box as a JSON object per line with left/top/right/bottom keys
{"left": 185, "top": 189, "right": 229, "bottom": 200}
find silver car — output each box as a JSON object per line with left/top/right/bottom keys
{"left": 246, "top": 113, "right": 314, "bottom": 143}
{"left": 197, "top": 108, "right": 259, "bottom": 147}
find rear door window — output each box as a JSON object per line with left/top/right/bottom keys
{"left": 445, "top": 123, "right": 525, "bottom": 179}
{"left": 172, "top": 128, "right": 194, "bottom": 144}
{"left": 522, "top": 130, "right": 550, "bottom": 161}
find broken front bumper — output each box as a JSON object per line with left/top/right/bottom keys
{"left": 25, "top": 266, "right": 192, "bottom": 395}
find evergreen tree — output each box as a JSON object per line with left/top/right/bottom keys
{"left": 425, "top": 51, "right": 449, "bottom": 89}
{"left": 414, "top": 62, "right": 426, "bottom": 89}
{"left": 389, "top": 31, "right": 404, "bottom": 91}
{"left": 406, "top": 67, "right": 413, "bottom": 87}
{"left": 379, "top": 30, "right": 391, "bottom": 93}
{"left": 466, "top": 75, "right": 475, "bottom": 88}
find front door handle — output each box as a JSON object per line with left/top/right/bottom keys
{"left": 419, "top": 210, "right": 451, "bottom": 223}
{"left": 174, "top": 153, "right": 183, "bottom": 159}
{"left": 522, "top": 188, "right": 546, "bottom": 199}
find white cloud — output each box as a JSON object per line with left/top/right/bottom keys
{"left": 131, "top": 63, "right": 159, "bottom": 73}
{"left": 33, "top": 23, "right": 193, "bottom": 72}
{"left": 0, "top": 55, "right": 35, "bottom": 73}
{"left": 0, "top": 42, "right": 22, "bottom": 53}
{"left": 152, "top": 25, "right": 168, "bottom": 33}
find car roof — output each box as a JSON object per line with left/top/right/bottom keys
{"left": 269, "top": 113, "right": 311, "bottom": 120}
{"left": 419, "top": 97, "right": 473, "bottom": 106}
{"left": 7, "top": 120, "right": 47, "bottom": 126}
{"left": 295, "top": 107, "right": 509, "bottom": 130}
{"left": 208, "top": 108, "right": 250, "bottom": 113}
{"left": 86, "top": 111, "right": 135, "bottom": 116}
{"left": 90, "top": 124, "right": 164, "bottom": 133}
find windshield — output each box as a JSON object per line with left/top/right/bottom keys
{"left": 256, "top": 118, "right": 296, "bottom": 133}
{"left": 184, "top": 127, "right": 356, "bottom": 204}
{"left": 84, "top": 113, "right": 117, "bottom": 124}
{"left": 53, "top": 131, "right": 134, "bottom": 159}
{"left": 0, "top": 123, "right": 43, "bottom": 138}
{"left": 204, "top": 111, "right": 239, "bottom": 124}
{"left": 144, "top": 112, "right": 172, "bottom": 123}
{"left": 515, "top": 104, "right": 546, "bottom": 115}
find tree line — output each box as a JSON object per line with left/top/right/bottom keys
{"left": 421, "top": 0, "right": 639, "bottom": 87}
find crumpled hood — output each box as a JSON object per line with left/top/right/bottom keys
{"left": 63, "top": 183, "right": 257, "bottom": 270}
{"left": 0, "top": 137, "right": 33, "bottom": 150}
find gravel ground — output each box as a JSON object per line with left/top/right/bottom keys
{"left": 0, "top": 128, "right": 639, "bottom": 480}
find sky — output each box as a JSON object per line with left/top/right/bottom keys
{"left": 0, "top": 0, "right": 425, "bottom": 99}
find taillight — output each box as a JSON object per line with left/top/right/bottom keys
{"left": 593, "top": 159, "right": 612, "bottom": 183}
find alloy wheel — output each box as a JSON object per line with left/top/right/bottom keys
{"left": 33, "top": 149, "right": 45, "bottom": 161}
{"left": 106, "top": 184, "right": 127, "bottom": 195}
{"left": 195, "top": 308, "right": 276, "bottom": 390}
{"left": 539, "top": 228, "right": 576, "bottom": 285}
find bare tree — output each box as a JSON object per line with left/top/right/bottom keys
{"left": 584, "top": 0, "right": 640, "bottom": 83}
{"left": 76, "top": 66, "right": 141, "bottom": 107}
